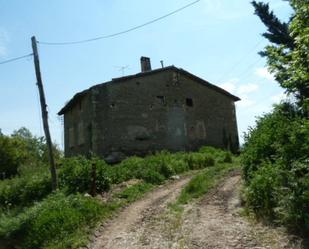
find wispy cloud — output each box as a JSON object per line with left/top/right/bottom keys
{"left": 0, "top": 28, "right": 9, "bottom": 58}
{"left": 238, "top": 83, "right": 259, "bottom": 95}
{"left": 255, "top": 67, "right": 275, "bottom": 81}
{"left": 237, "top": 95, "right": 255, "bottom": 108}
{"left": 219, "top": 79, "right": 259, "bottom": 108}
{"left": 219, "top": 78, "right": 237, "bottom": 93}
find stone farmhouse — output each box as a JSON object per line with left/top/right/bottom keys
{"left": 58, "top": 57, "right": 240, "bottom": 162}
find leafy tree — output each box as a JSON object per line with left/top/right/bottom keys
{"left": 0, "top": 135, "right": 26, "bottom": 178}
{"left": 12, "top": 127, "right": 62, "bottom": 166}
{"left": 242, "top": 1, "right": 309, "bottom": 233}
{"left": 252, "top": 0, "right": 309, "bottom": 114}
{"left": 0, "top": 127, "right": 62, "bottom": 179}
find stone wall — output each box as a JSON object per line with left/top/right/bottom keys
{"left": 64, "top": 68, "right": 239, "bottom": 158}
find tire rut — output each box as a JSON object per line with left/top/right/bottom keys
{"left": 88, "top": 170, "right": 305, "bottom": 249}
{"left": 180, "top": 171, "right": 304, "bottom": 249}
{"left": 89, "top": 176, "right": 192, "bottom": 249}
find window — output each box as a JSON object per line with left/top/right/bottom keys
{"left": 156, "top": 96, "right": 166, "bottom": 105}
{"left": 186, "top": 98, "right": 193, "bottom": 107}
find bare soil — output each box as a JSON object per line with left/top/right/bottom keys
{"left": 89, "top": 171, "right": 305, "bottom": 249}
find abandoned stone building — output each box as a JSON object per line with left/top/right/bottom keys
{"left": 58, "top": 57, "right": 240, "bottom": 161}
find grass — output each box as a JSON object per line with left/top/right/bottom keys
{"left": 0, "top": 146, "right": 238, "bottom": 248}
{"left": 115, "top": 182, "right": 154, "bottom": 203}
{"left": 170, "top": 160, "right": 240, "bottom": 212}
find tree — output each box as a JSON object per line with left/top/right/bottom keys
{"left": 0, "top": 134, "right": 27, "bottom": 178}
{"left": 252, "top": 0, "right": 309, "bottom": 114}
{"left": 0, "top": 128, "right": 62, "bottom": 178}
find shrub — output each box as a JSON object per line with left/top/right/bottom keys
{"left": 245, "top": 162, "right": 282, "bottom": 219}
{"left": 0, "top": 128, "right": 63, "bottom": 179}
{"left": 0, "top": 135, "right": 27, "bottom": 179}
{"left": 242, "top": 103, "right": 309, "bottom": 233}
{"left": 222, "top": 152, "right": 233, "bottom": 163}
{"left": 0, "top": 192, "right": 108, "bottom": 249}
{"left": 276, "top": 160, "right": 309, "bottom": 232}
{"left": 183, "top": 153, "right": 215, "bottom": 170}
{"left": 106, "top": 156, "right": 144, "bottom": 184}
{"left": 0, "top": 172, "right": 51, "bottom": 208}
{"left": 59, "top": 157, "right": 111, "bottom": 194}
{"left": 241, "top": 104, "right": 308, "bottom": 182}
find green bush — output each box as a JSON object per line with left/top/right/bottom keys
{"left": 0, "top": 135, "right": 27, "bottom": 179}
{"left": 0, "top": 172, "right": 51, "bottom": 208}
{"left": 245, "top": 162, "right": 281, "bottom": 218}
{"left": 0, "top": 128, "right": 63, "bottom": 179}
{"left": 106, "top": 156, "right": 144, "bottom": 184}
{"left": 0, "top": 192, "right": 108, "bottom": 249}
{"left": 276, "top": 160, "right": 309, "bottom": 232}
{"left": 59, "top": 157, "right": 111, "bottom": 193}
{"left": 242, "top": 104, "right": 308, "bottom": 181}
{"left": 242, "top": 103, "right": 309, "bottom": 233}
{"left": 183, "top": 153, "right": 215, "bottom": 170}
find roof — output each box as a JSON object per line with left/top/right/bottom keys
{"left": 58, "top": 66, "right": 240, "bottom": 115}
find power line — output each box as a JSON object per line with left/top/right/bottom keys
{"left": 38, "top": 0, "right": 201, "bottom": 46}
{"left": 217, "top": 38, "right": 265, "bottom": 82}
{"left": 235, "top": 56, "right": 264, "bottom": 82}
{"left": 0, "top": 53, "right": 33, "bottom": 65}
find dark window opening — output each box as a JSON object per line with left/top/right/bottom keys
{"left": 186, "top": 98, "right": 193, "bottom": 107}
{"left": 110, "top": 103, "right": 115, "bottom": 108}
{"left": 156, "top": 96, "right": 166, "bottom": 105}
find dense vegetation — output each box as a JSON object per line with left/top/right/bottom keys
{"left": 242, "top": 0, "right": 309, "bottom": 234}
{"left": 0, "top": 132, "right": 234, "bottom": 249}
{"left": 0, "top": 127, "right": 62, "bottom": 179}
{"left": 242, "top": 104, "right": 308, "bottom": 232}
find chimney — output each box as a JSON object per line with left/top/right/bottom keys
{"left": 140, "top": 56, "right": 152, "bottom": 72}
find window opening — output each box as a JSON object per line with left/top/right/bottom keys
{"left": 186, "top": 98, "right": 193, "bottom": 107}
{"left": 156, "top": 96, "right": 166, "bottom": 105}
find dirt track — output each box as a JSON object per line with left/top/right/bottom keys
{"left": 89, "top": 171, "right": 305, "bottom": 249}
{"left": 90, "top": 176, "right": 192, "bottom": 249}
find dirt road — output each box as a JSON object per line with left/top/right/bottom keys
{"left": 89, "top": 172, "right": 305, "bottom": 249}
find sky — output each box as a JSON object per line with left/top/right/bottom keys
{"left": 0, "top": 0, "right": 293, "bottom": 148}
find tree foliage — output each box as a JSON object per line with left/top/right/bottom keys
{"left": 243, "top": 1, "right": 309, "bottom": 233}
{"left": 252, "top": 0, "right": 309, "bottom": 113}
{"left": 0, "top": 127, "right": 62, "bottom": 179}
{"left": 242, "top": 103, "right": 309, "bottom": 233}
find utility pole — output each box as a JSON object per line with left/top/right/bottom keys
{"left": 31, "top": 36, "right": 58, "bottom": 191}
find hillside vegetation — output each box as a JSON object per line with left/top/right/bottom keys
{"left": 0, "top": 132, "right": 234, "bottom": 249}
{"left": 242, "top": 0, "right": 309, "bottom": 235}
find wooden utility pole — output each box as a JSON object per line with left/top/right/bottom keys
{"left": 31, "top": 36, "right": 58, "bottom": 191}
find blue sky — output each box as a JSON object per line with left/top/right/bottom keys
{"left": 0, "top": 0, "right": 293, "bottom": 147}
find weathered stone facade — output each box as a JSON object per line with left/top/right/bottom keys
{"left": 59, "top": 60, "right": 240, "bottom": 161}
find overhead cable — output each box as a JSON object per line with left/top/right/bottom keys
{"left": 217, "top": 38, "right": 265, "bottom": 82}
{"left": 38, "top": 0, "right": 201, "bottom": 45}
{"left": 0, "top": 53, "right": 33, "bottom": 65}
